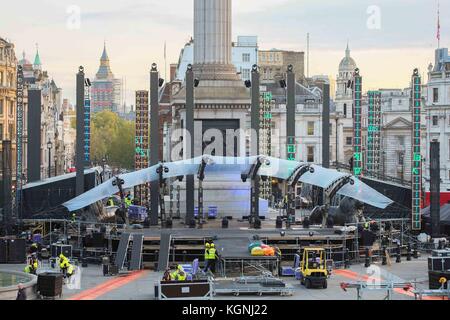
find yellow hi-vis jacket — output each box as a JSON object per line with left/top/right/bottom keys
{"left": 67, "top": 264, "right": 74, "bottom": 276}
{"left": 208, "top": 248, "right": 217, "bottom": 260}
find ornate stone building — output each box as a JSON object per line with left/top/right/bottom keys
{"left": 334, "top": 44, "right": 357, "bottom": 165}
{"left": 0, "top": 37, "right": 18, "bottom": 173}
{"left": 424, "top": 47, "right": 450, "bottom": 205}
{"left": 18, "top": 48, "right": 65, "bottom": 180}
{"left": 259, "top": 49, "right": 305, "bottom": 83}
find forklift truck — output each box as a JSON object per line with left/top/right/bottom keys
{"left": 299, "top": 247, "right": 328, "bottom": 289}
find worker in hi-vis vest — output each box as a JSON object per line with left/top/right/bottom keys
{"left": 204, "top": 243, "right": 218, "bottom": 273}
{"left": 171, "top": 265, "right": 186, "bottom": 281}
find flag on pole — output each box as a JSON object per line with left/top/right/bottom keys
{"left": 164, "top": 41, "right": 167, "bottom": 82}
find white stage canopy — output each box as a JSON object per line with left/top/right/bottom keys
{"left": 63, "top": 156, "right": 393, "bottom": 211}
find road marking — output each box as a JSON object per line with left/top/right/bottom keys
{"left": 67, "top": 270, "right": 147, "bottom": 300}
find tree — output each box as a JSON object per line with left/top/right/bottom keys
{"left": 90, "top": 111, "right": 134, "bottom": 170}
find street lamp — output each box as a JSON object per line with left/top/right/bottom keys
{"left": 47, "top": 140, "right": 53, "bottom": 178}
{"left": 102, "top": 155, "right": 107, "bottom": 181}
{"left": 54, "top": 155, "right": 58, "bottom": 177}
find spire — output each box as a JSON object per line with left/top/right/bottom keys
{"left": 101, "top": 41, "right": 109, "bottom": 61}
{"left": 96, "top": 42, "right": 114, "bottom": 80}
{"left": 345, "top": 41, "right": 350, "bottom": 58}
{"left": 33, "top": 43, "right": 41, "bottom": 67}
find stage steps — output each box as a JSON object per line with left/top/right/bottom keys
{"left": 130, "top": 234, "right": 144, "bottom": 271}
{"left": 115, "top": 232, "right": 132, "bottom": 270}
{"left": 157, "top": 232, "right": 172, "bottom": 271}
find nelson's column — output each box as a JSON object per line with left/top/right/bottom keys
{"left": 171, "top": 0, "right": 268, "bottom": 219}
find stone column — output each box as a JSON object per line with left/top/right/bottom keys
{"left": 193, "top": 0, "right": 238, "bottom": 81}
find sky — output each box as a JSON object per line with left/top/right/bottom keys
{"left": 1, "top": 0, "right": 448, "bottom": 106}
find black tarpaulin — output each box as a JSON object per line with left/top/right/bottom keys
{"left": 422, "top": 204, "right": 450, "bottom": 225}
{"left": 20, "top": 168, "right": 101, "bottom": 219}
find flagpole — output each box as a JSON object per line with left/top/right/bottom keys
{"left": 437, "top": 0, "right": 440, "bottom": 49}
{"left": 164, "top": 41, "right": 167, "bottom": 83}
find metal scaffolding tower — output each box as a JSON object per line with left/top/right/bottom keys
{"left": 15, "top": 65, "right": 25, "bottom": 220}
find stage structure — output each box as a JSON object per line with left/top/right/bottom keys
{"left": 352, "top": 68, "right": 363, "bottom": 177}
{"left": 366, "top": 91, "right": 381, "bottom": 174}
{"left": 134, "top": 90, "right": 150, "bottom": 206}
{"left": 150, "top": 64, "right": 164, "bottom": 225}
{"left": 286, "top": 65, "right": 296, "bottom": 162}
{"left": 1, "top": 140, "right": 12, "bottom": 234}
{"left": 84, "top": 78, "right": 92, "bottom": 167}
{"left": 250, "top": 65, "right": 261, "bottom": 228}
{"left": 259, "top": 89, "right": 273, "bottom": 200}
{"left": 62, "top": 156, "right": 394, "bottom": 213}
{"left": 286, "top": 65, "right": 297, "bottom": 223}
{"left": 185, "top": 64, "right": 195, "bottom": 226}
{"left": 27, "top": 89, "right": 41, "bottom": 183}
{"left": 15, "top": 65, "right": 24, "bottom": 219}
{"left": 430, "top": 141, "right": 440, "bottom": 237}
{"left": 411, "top": 68, "right": 422, "bottom": 230}
{"left": 322, "top": 83, "right": 330, "bottom": 169}
{"left": 76, "top": 67, "right": 85, "bottom": 196}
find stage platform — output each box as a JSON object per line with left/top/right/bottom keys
{"left": 134, "top": 227, "right": 355, "bottom": 272}
{"left": 23, "top": 217, "right": 356, "bottom": 271}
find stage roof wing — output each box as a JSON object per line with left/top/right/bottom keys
{"left": 336, "top": 177, "right": 393, "bottom": 209}
{"left": 63, "top": 156, "right": 393, "bottom": 211}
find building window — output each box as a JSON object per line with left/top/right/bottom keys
{"left": 0, "top": 100, "right": 3, "bottom": 115}
{"left": 9, "top": 100, "right": 13, "bottom": 115}
{"left": 242, "top": 68, "right": 250, "bottom": 80}
{"left": 0, "top": 124, "right": 3, "bottom": 140}
{"left": 242, "top": 53, "right": 250, "bottom": 62}
{"left": 329, "top": 123, "right": 333, "bottom": 135}
{"left": 433, "top": 88, "right": 439, "bottom": 103}
{"left": 398, "top": 152, "right": 404, "bottom": 165}
{"left": 307, "top": 146, "right": 314, "bottom": 162}
{"left": 432, "top": 115, "right": 439, "bottom": 126}
{"left": 397, "top": 136, "right": 405, "bottom": 146}
{"left": 346, "top": 137, "right": 352, "bottom": 145}
{"left": 398, "top": 99, "right": 402, "bottom": 105}
{"left": 307, "top": 122, "right": 315, "bottom": 136}
{"left": 8, "top": 124, "right": 14, "bottom": 140}
{"left": 343, "top": 103, "right": 347, "bottom": 117}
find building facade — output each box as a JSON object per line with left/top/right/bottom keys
{"left": 334, "top": 44, "right": 357, "bottom": 165}
{"left": 0, "top": 37, "right": 18, "bottom": 178}
{"left": 174, "top": 36, "right": 258, "bottom": 82}
{"left": 424, "top": 47, "right": 450, "bottom": 205}
{"left": 259, "top": 49, "right": 305, "bottom": 83}
{"left": 18, "top": 48, "right": 66, "bottom": 180}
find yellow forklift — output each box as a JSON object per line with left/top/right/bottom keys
{"left": 298, "top": 247, "right": 328, "bottom": 289}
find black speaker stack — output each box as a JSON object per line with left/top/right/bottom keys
{"left": 428, "top": 249, "right": 450, "bottom": 289}
{"left": 0, "top": 238, "right": 26, "bottom": 263}
{"left": 37, "top": 273, "right": 63, "bottom": 298}
{"left": 50, "top": 244, "right": 72, "bottom": 258}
